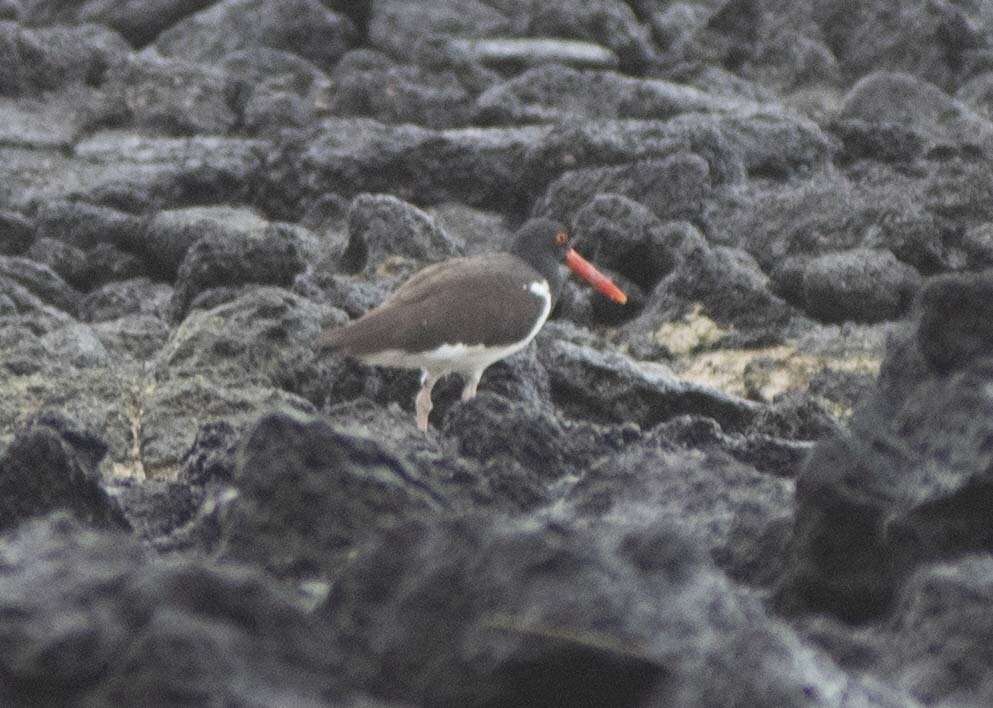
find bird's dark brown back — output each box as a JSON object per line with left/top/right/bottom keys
{"left": 318, "top": 254, "right": 548, "bottom": 356}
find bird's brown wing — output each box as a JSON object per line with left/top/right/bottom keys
{"left": 319, "top": 254, "right": 546, "bottom": 356}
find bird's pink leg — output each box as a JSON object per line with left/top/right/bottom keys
{"left": 461, "top": 371, "right": 481, "bottom": 402}
{"left": 415, "top": 372, "right": 437, "bottom": 431}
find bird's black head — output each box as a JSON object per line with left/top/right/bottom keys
{"left": 509, "top": 217, "right": 629, "bottom": 306}
{"left": 509, "top": 218, "right": 572, "bottom": 297}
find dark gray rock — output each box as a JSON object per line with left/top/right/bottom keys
{"left": 452, "top": 37, "right": 619, "bottom": 71}
{"left": 223, "top": 47, "right": 331, "bottom": 137}
{"left": 33, "top": 199, "right": 141, "bottom": 251}
{"left": 136, "top": 206, "right": 271, "bottom": 280}
{"left": 261, "top": 117, "right": 548, "bottom": 219}
{"left": 654, "top": 414, "right": 815, "bottom": 480}
{"left": 103, "top": 53, "right": 239, "bottom": 136}
{"left": 775, "top": 249, "right": 921, "bottom": 324}
{"left": 565, "top": 433, "right": 794, "bottom": 587}
{"left": 322, "top": 513, "right": 900, "bottom": 706}
{"left": 0, "top": 210, "right": 33, "bottom": 255}
{"left": 0, "top": 514, "right": 354, "bottom": 706}
{"left": 778, "top": 274, "right": 993, "bottom": 621}
{"left": 883, "top": 556, "right": 993, "bottom": 705}
{"left": 220, "top": 410, "right": 446, "bottom": 579}
{"left": 0, "top": 413, "right": 128, "bottom": 531}
{"left": 167, "top": 224, "right": 307, "bottom": 322}
{"left": 704, "top": 172, "right": 953, "bottom": 275}
{"left": 0, "top": 256, "right": 81, "bottom": 316}
{"left": 537, "top": 331, "right": 760, "bottom": 432}
{"left": 89, "top": 313, "right": 170, "bottom": 362}
{"left": 958, "top": 70, "right": 993, "bottom": 121}
{"left": 917, "top": 271, "right": 993, "bottom": 373}
{"left": 839, "top": 71, "right": 993, "bottom": 157}
{"left": 27, "top": 238, "right": 145, "bottom": 292}
{"left": 0, "top": 21, "right": 129, "bottom": 97}
{"left": 158, "top": 287, "right": 328, "bottom": 386}
{"left": 329, "top": 49, "right": 475, "bottom": 129}
{"left": 534, "top": 152, "right": 711, "bottom": 226}
{"left": 18, "top": 0, "right": 215, "bottom": 46}
{"left": 626, "top": 222, "right": 802, "bottom": 349}
{"left": 517, "top": 0, "right": 656, "bottom": 73}
{"left": 819, "top": 0, "right": 988, "bottom": 93}
{"left": 154, "top": 0, "right": 356, "bottom": 70}
{"left": 79, "top": 277, "right": 172, "bottom": 322}
{"left": 367, "top": 0, "right": 510, "bottom": 63}
{"left": 441, "top": 390, "right": 637, "bottom": 483}
{"left": 340, "top": 193, "right": 461, "bottom": 275}
{"left": 475, "top": 64, "right": 748, "bottom": 124}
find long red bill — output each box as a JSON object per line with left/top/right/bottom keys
{"left": 565, "top": 248, "right": 628, "bottom": 304}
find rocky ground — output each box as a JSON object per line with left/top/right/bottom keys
{"left": 1, "top": 0, "right": 993, "bottom": 705}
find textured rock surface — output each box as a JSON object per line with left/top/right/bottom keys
{"left": 2, "top": 0, "right": 993, "bottom": 704}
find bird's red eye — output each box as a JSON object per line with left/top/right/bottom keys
{"left": 554, "top": 231, "right": 568, "bottom": 247}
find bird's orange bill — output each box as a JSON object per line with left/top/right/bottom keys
{"left": 565, "top": 249, "right": 628, "bottom": 304}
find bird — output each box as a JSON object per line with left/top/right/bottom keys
{"left": 319, "top": 218, "right": 627, "bottom": 431}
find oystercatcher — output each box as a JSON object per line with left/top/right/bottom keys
{"left": 319, "top": 218, "right": 627, "bottom": 431}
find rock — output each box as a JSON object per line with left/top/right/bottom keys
{"left": 138, "top": 376, "right": 314, "bottom": 477}
{"left": 427, "top": 202, "right": 512, "bottom": 256}
{"left": 0, "top": 514, "right": 353, "bottom": 706}
{"left": 137, "top": 206, "right": 270, "bottom": 280}
{"left": 627, "top": 224, "right": 801, "bottom": 349}
{"left": 27, "top": 238, "right": 145, "bottom": 292}
{"left": 441, "top": 391, "right": 635, "bottom": 482}
{"left": 367, "top": 0, "right": 510, "bottom": 63}
{"left": 0, "top": 209, "right": 33, "bottom": 255}
{"left": 453, "top": 37, "right": 619, "bottom": 71}
{"left": 79, "top": 278, "right": 172, "bottom": 322}
{"left": 222, "top": 47, "right": 331, "bottom": 136}
{"left": 33, "top": 199, "right": 141, "bottom": 251}
{"left": 704, "top": 172, "right": 947, "bottom": 275}
{"left": 340, "top": 193, "right": 461, "bottom": 275}
{"left": 917, "top": 271, "right": 993, "bottom": 373}
{"left": 167, "top": 225, "right": 307, "bottom": 322}
{"left": 260, "top": 117, "right": 548, "bottom": 219}
{"left": 220, "top": 411, "right": 446, "bottom": 579}
{"left": 653, "top": 414, "right": 815, "bottom": 480}
{"left": 25, "top": 238, "right": 87, "bottom": 288}
{"left": 0, "top": 132, "right": 265, "bottom": 213}
{"left": 883, "top": 556, "right": 993, "bottom": 705}
{"left": 571, "top": 193, "right": 677, "bottom": 291}
{"left": 775, "top": 249, "right": 921, "bottom": 324}
{"left": 565, "top": 433, "right": 794, "bottom": 586}
{"left": 178, "top": 420, "right": 238, "bottom": 488}
{"left": 839, "top": 71, "right": 993, "bottom": 157}
{"left": 0, "top": 22, "right": 129, "bottom": 97}
{"left": 778, "top": 278, "right": 993, "bottom": 620}
{"left": 89, "top": 314, "right": 170, "bottom": 362}
{"left": 957, "top": 70, "right": 993, "bottom": 121}
{"left": 822, "top": 0, "right": 986, "bottom": 93}
{"left": 519, "top": 0, "right": 656, "bottom": 73}
{"left": 534, "top": 152, "right": 711, "bottom": 226}
{"left": 329, "top": 49, "right": 475, "bottom": 129}
{"left": 0, "top": 413, "right": 128, "bottom": 531}
{"left": 475, "top": 64, "right": 749, "bottom": 124}
{"left": 103, "top": 53, "right": 239, "bottom": 136}
{"left": 322, "top": 513, "right": 900, "bottom": 706}
{"left": 0, "top": 256, "right": 81, "bottom": 316}
{"left": 18, "top": 0, "right": 216, "bottom": 46}
{"left": 154, "top": 0, "right": 356, "bottom": 70}
{"left": 536, "top": 332, "right": 760, "bottom": 432}
{"left": 157, "top": 287, "right": 327, "bottom": 386}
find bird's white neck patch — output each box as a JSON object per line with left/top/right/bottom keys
{"left": 528, "top": 280, "right": 550, "bottom": 299}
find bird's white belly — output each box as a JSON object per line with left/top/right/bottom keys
{"left": 359, "top": 279, "right": 552, "bottom": 377}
